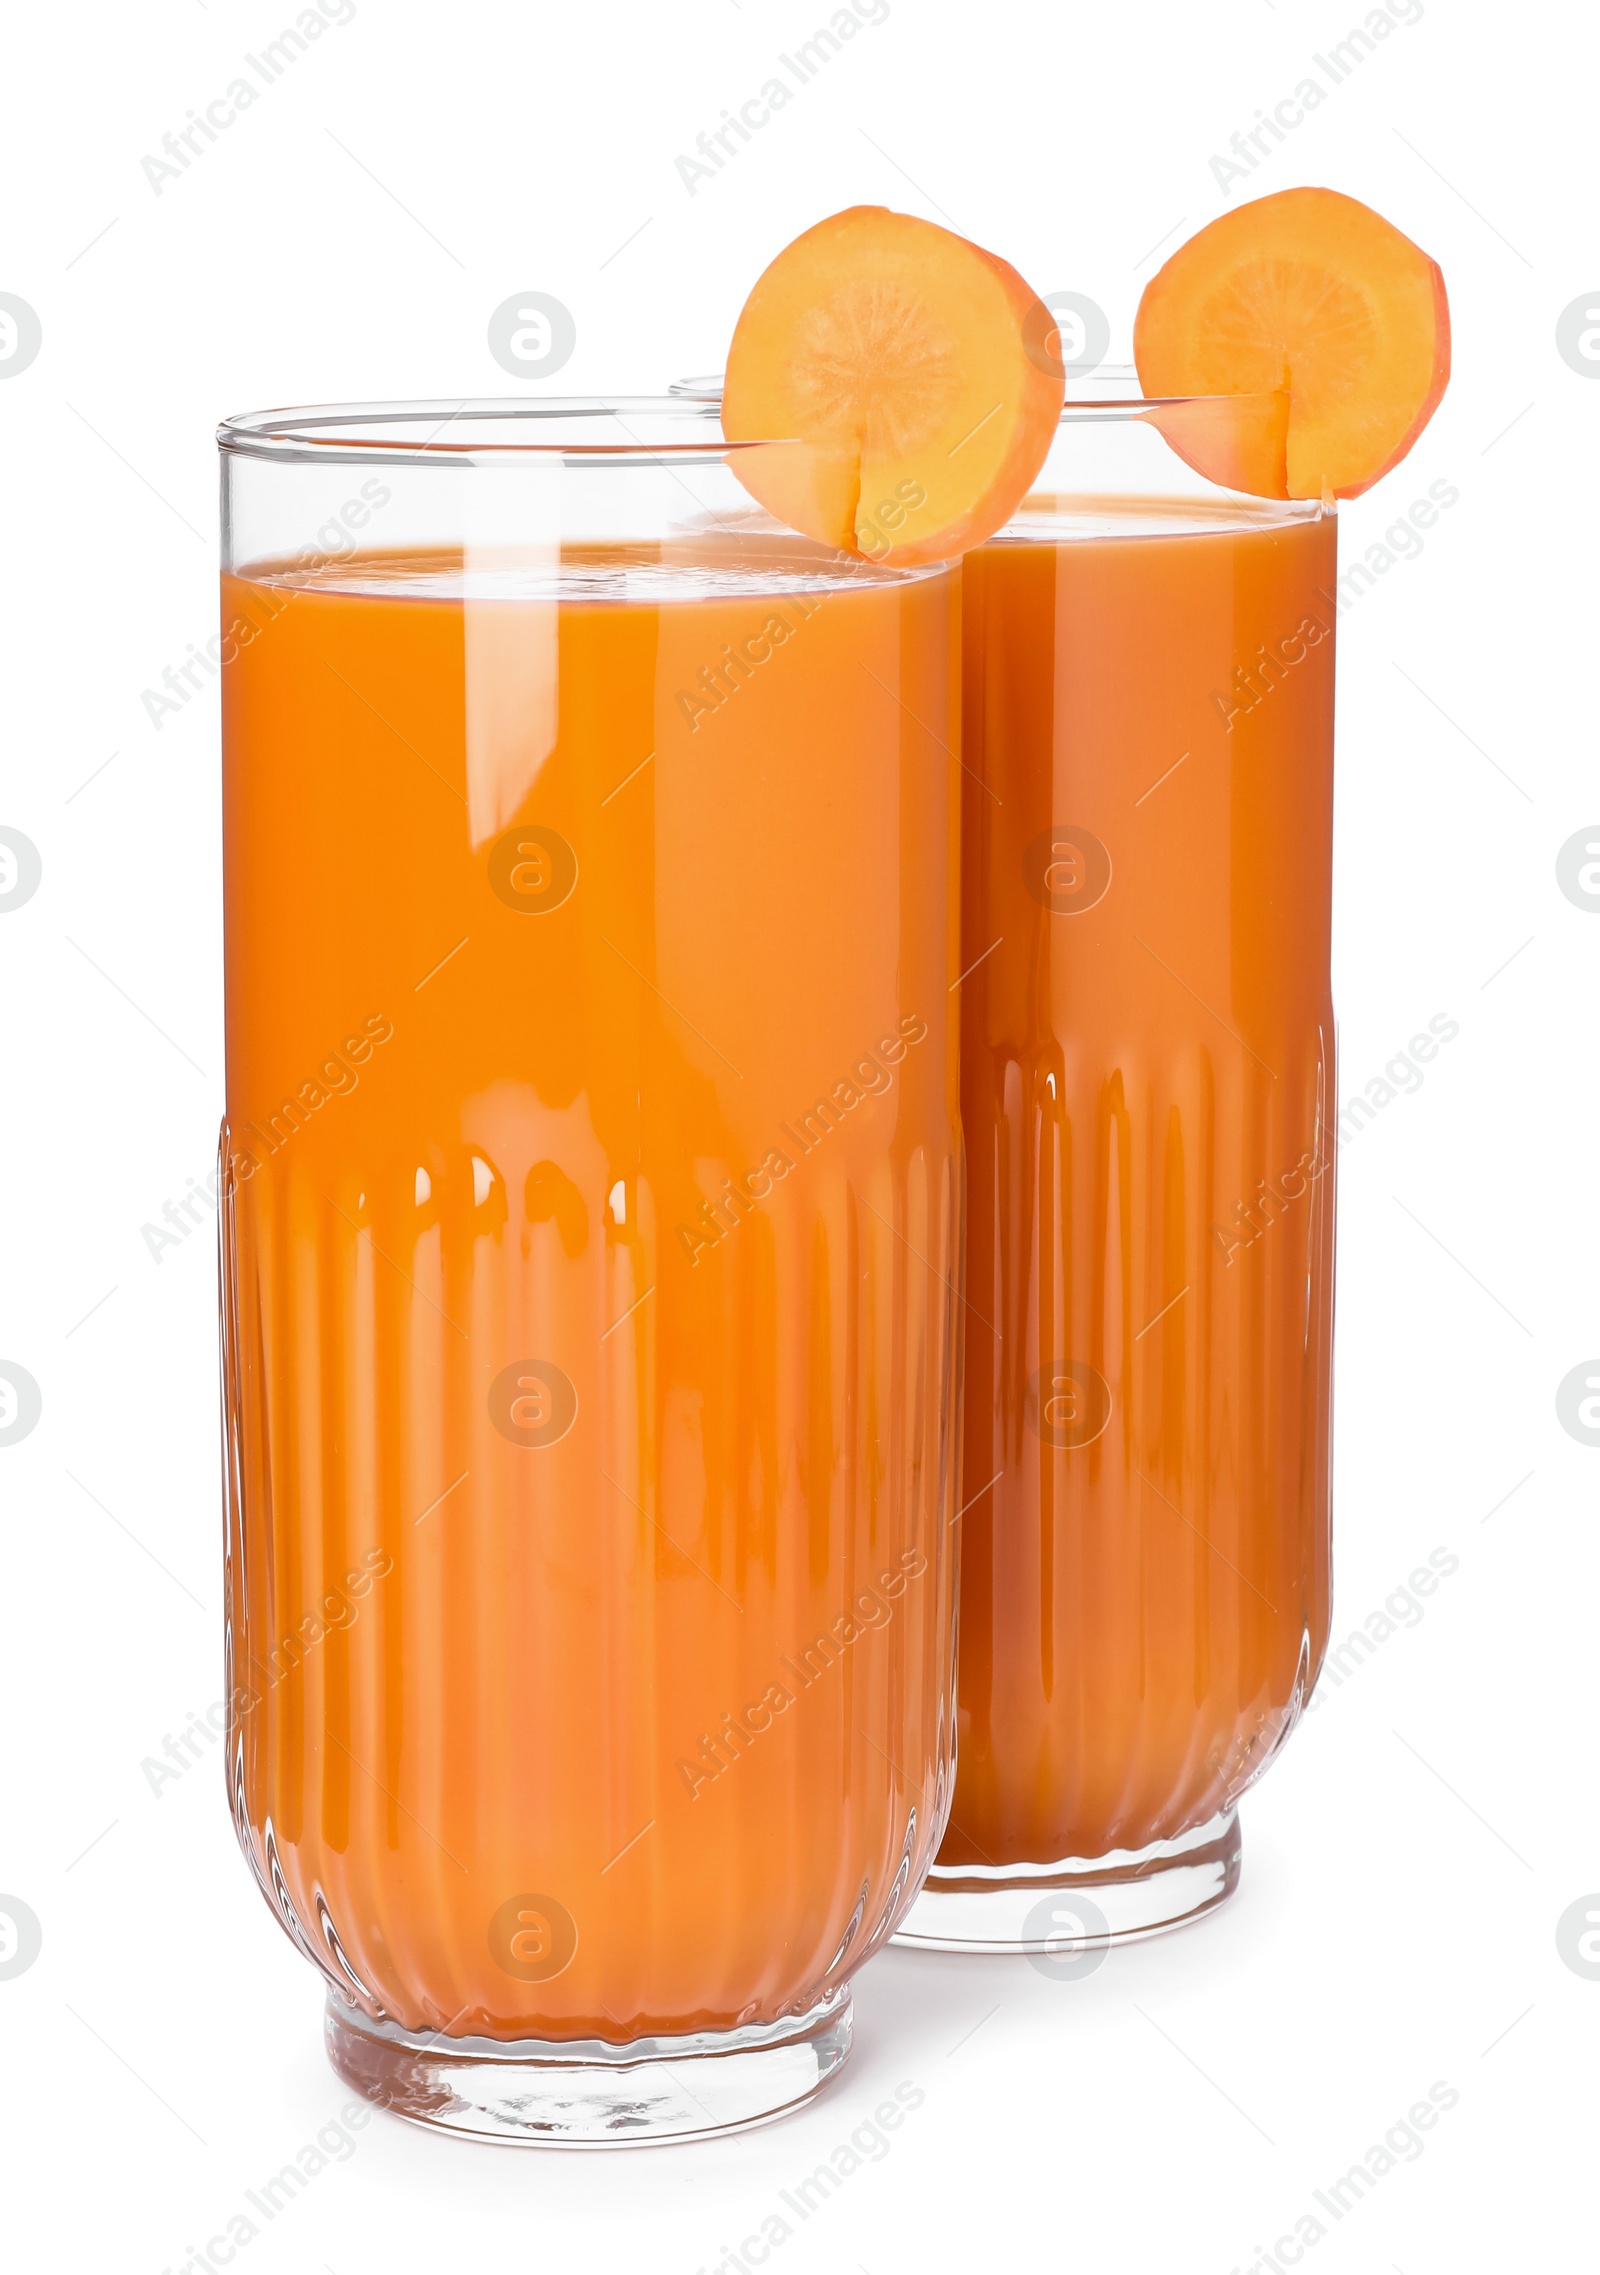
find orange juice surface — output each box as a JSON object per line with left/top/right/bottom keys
{"left": 219, "top": 542, "right": 961, "bottom": 2039}
{"left": 941, "top": 500, "right": 1337, "bottom": 1873}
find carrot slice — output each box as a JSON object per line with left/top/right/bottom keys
{"left": 1140, "top": 391, "right": 1290, "bottom": 502}
{"left": 1133, "top": 187, "right": 1450, "bottom": 500}
{"left": 722, "top": 206, "right": 1064, "bottom": 565}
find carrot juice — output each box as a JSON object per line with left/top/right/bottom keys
{"left": 901, "top": 446, "right": 1338, "bottom": 1947}
{"left": 217, "top": 404, "right": 961, "bottom": 2139}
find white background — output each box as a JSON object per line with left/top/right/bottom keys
{"left": 2, "top": 0, "right": 1594, "bottom": 2268}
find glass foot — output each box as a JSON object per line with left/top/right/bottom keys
{"left": 892, "top": 1809, "right": 1241, "bottom": 1953}
{"left": 325, "top": 1990, "right": 851, "bottom": 2147}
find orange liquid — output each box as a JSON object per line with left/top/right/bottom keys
{"left": 219, "top": 545, "right": 961, "bottom": 2038}
{"left": 939, "top": 502, "right": 1336, "bottom": 1872}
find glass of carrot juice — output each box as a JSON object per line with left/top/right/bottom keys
{"left": 216, "top": 400, "right": 962, "bottom": 2138}
{"left": 895, "top": 376, "right": 1337, "bottom": 1951}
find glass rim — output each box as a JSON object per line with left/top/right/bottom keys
{"left": 667, "top": 366, "right": 1289, "bottom": 427}
{"left": 222, "top": 374, "right": 1300, "bottom": 468}
{"left": 217, "top": 397, "right": 755, "bottom": 468}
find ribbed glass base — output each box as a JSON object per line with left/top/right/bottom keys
{"left": 325, "top": 1991, "right": 851, "bottom": 2147}
{"left": 892, "top": 1810, "right": 1241, "bottom": 1954}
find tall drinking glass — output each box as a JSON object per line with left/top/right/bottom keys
{"left": 216, "top": 401, "right": 961, "bottom": 2138}
{"left": 894, "top": 378, "right": 1337, "bottom": 1950}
